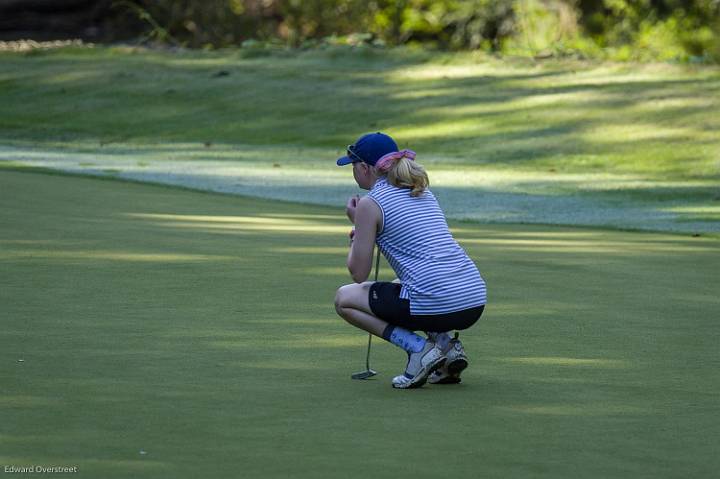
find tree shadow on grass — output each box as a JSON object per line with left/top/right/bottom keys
{"left": 3, "top": 49, "right": 719, "bottom": 176}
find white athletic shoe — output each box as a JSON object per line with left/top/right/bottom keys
{"left": 429, "top": 333, "right": 468, "bottom": 384}
{"left": 391, "top": 341, "right": 446, "bottom": 389}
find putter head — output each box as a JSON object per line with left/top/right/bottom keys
{"left": 351, "top": 369, "right": 378, "bottom": 380}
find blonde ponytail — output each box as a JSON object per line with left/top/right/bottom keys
{"left": 385, "top": 156, "right": 429, "bottom": 197}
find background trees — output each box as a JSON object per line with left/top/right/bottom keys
{"left": 1, "top": 0, "right": 718, "bottom": 61}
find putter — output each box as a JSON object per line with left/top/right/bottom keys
{"left": 351, "top": 245, "right": 381, "bottom": 380}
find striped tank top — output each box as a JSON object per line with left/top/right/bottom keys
{"left": 367, "top": 177, "right": 487, "bottom": 315}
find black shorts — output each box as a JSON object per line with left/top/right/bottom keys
{"left": 368, "top": 282, "right": 485, "bottom": 332}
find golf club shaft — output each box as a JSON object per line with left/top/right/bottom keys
{"left": 374, "top": 245, "right": 381, "bottom": 283}
{"left": 365, "top": 245, "right": 381, "bottom": 370}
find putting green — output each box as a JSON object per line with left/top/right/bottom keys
{"left": 1, "top": 170, "right": 718, "bottom": 478}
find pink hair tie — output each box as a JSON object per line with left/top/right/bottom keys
{"left": 375, "top": 149, "right": 416, "bottom": 172}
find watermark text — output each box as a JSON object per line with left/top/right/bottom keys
{"left": 4, "top": 465, "right": 78, "bottom": 474}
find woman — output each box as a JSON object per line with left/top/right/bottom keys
{"left": 334, "top": 132, "right": 487, "bottom": 389}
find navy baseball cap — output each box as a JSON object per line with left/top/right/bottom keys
{"left": 336, "top": 132, "right": 399, "bottom": 166}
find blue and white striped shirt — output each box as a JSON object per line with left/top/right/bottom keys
{"left": 367, "top": 178, "right": 487, "bottom": 315}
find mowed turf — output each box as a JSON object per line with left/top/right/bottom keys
{"left": 1, "top": 170, "right": 719, "bottom": 478}
{"left": 2, "top": 47, "right": 719, "bottom": 232}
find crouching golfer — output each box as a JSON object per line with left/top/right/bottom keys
{"left": 334, "top": 132, "right": 487, "bottom": 389}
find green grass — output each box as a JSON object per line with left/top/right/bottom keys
{"left": 2, "top": 170, "right": 719, "bottom": 478}
{"left": 1, "top": 46, "right": 718, "bottom": 177}
{"left": 1, "top": 45, "right": 718, "bottom": 233}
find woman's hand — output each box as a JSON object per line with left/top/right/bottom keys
{"left": 346, "top": 195, "right": 360, "bottom": 223}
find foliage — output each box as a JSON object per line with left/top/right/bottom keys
{"left": 574, "top": 0, "right": 720, "bottom": 61}
{"left": 111, "top": 0, "right": 719, "bottom": 62}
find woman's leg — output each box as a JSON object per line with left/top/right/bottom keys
{"left": 335, "top": 281, "right": 434, "bottom": 356}
{"left": 427, "top": 331, "right": 453, "bottom": 349}
{"left": 334, "top": 282, "right": 389, "bottom": 337}
{"left": 335, "top": 282, "right": 446, "bottom": 388}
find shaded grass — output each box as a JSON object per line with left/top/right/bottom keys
{"left": 1, "top": 46, "right": 718, "bottom": 234}
{"left": 2, "top": 159, "right": 718, "bottom": 235}
{"left": 0, "top": 46, "right": 719, "bottom": 178}
{"left": 2, "top": 170, "right": 719, "bottom": 478}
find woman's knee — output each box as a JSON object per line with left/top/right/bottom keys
{"left": 334, "top": 285, "right": 350, "bottom": 316}
{"left": 334, "top": 283, "right": 369, "bottom": 317}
